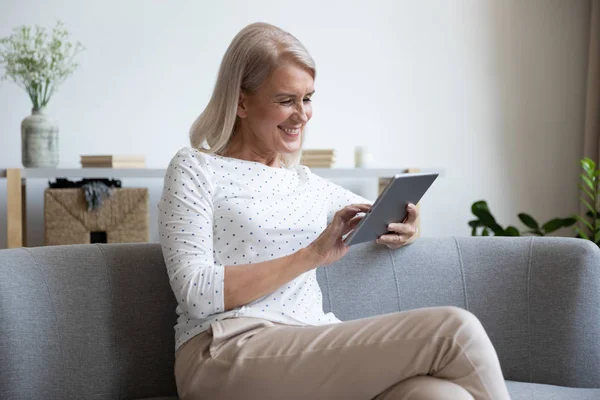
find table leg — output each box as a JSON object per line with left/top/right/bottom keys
{"left": 7, "top": 169, "right": 24, "bottom": 248}
{"left": 22, "top": 179, "right": 27, "bottom": 246}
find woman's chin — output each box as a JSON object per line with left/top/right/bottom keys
{"left": 279, "top": 137, "right": 302, "bottom": 153}
{"left": 280, "top": 147, "right": 300, "bottom": 156}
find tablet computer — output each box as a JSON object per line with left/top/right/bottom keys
{"left": 343, "top": 172, "right": 439, "bottom": 246}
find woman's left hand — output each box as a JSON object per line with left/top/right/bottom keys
{"left": 376, "top": 203, "right": 419, "bottom": 249}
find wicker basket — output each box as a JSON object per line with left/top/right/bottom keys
{"left": 44, "top": 187, "right": 149, "bottom": 245}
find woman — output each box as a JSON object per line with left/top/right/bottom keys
{"left": 158, "top": 22, "right": 511, "bottom": 400}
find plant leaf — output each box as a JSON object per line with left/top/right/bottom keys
{"left": 472, "top": 206, "right": 503, "bottom": 232}
{"left": 584, "top": 210, "right": 600, "bottom": 220}
{"left": 582, "top": 158, "right": 596, "bottom": 175}
{"left": 518, "top": 213, "right": 539, "bottom": 229}
{"left": 595, "top": 229, "right": 600, "bottom": 243}
{"left": 581, "top": 174, "right": 595, "bottom": 191}
{"left": 468, "top": 220, "right": 481, "bottom": 228}
{"left": 575, "top": 226, "right": 590, "bottom": 240}
{"left": 574, "top": 215, "right": 594, "bottom": 233}
{"left": 580, "top": 197, "right": 597, "bottom": 215}
{"left": 561, "top": 217, "right": 577, "bottom": 227}
{"left": 471, "top": 226, "right": 477, "bottom": 236}
{"left": 482, "top": 228, "right": 490, "bottom": 236}
{"left": 492, "top": 226, "right": 507, "bottom": 236}
{"left": 584, "top": 210, "right": 600, "bottom": 219}
{"left": 471, "top": 201, "right": 489, "bottom": 214}
{"left": 541, "top": 218, "right": 566, "bottom": 233}
{"left": 579, "top": 184, "right": 595, "bottom": 200}
{"left": 505, "top": 226, "right": 520, "bottom": 236}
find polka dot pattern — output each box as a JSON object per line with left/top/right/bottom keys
{"left": 158, "top": 146, "right": 373, "bottom": 352}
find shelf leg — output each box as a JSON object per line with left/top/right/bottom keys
{"left": 7, "top": 169, "right": 24, "bottom": 248}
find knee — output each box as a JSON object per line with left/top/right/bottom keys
{"left": 384, "top": 376, "right": 475, "bottom": 400}
{"left": 442, "top": 306, "right": 485, "bottom": 334}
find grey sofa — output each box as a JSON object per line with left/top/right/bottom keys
{"left": 0, "top": 236, "right": 599, "bottom": 400}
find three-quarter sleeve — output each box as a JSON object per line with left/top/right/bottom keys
{"left": 158, "top": 151, "right": 225, "bottom": 320}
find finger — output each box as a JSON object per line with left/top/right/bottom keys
{"left": 337, "top": 206, "right": 359, "bottom": 216}
{"left": 349, "top": 215, "right": 363, "bottom": 228}
{"left": 387, "top": 222, "right": 413, "bottom": 235}
{"left": 341, "top": 215, "right": 364, "bottom": 236}
{"left": 349, "top": 203, "right": 372, "bottom": 211}
{"left": 339, "top": 207, "right": 361, "bottom": 220}
{"left": 334, "top": 209, "right": 361, "bottom": 229}
{"left": 338, "top": 205, "right": 369, "bottom": 220}
{"left": 377, "top": 233, "right": 408, "bottom": 245}
{"left": 404, "top": 203, "right": 419, "bottom": 224}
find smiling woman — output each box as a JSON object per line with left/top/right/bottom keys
{"left": 189, "top": 22, "right": 316, "bottom": 168}
{"left": 161, "top": 22, "right": 510, "bottom": 400}
{"left": 224, "top": 61, "right": 314, "bottom": 166}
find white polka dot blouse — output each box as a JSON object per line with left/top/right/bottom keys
{"left": 158, "top": 146, "right": 372, "bottom": 352}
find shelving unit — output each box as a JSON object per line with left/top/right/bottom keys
{"left": 1, "top": 167, "right": 444, "bottom": 248}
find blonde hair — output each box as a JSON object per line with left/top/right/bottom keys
{"left": 189, "top": 22, "right": 315, "bottom": 167}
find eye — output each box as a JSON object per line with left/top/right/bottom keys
{"left": 303, "top": 97, "right": 312, "bottom": 103}
{"left": 280, "top": 99, "right": 293, "bottom": 106}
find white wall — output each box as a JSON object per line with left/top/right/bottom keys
{"left": 0, "top": 0, "right": 591, "bottom": 248}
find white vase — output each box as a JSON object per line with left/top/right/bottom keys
{"left": 354, "top": 146, "right": 373, "bottom": 168}
{"left": 21, "top": 107, "right": 59, "bottom": 168}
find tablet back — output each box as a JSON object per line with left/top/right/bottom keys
{"left": 344, "top": 172, "right": 438, "bottom": 246}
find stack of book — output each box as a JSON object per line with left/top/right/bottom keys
{"left": 300, "top": 149, "right": 335, "bottom": 168}
{"left": 80, "top": 155, "right": 146, "bottom": 168}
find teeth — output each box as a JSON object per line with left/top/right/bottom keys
{"left": 280, "top": 127, "right": 300, "bottom": 134}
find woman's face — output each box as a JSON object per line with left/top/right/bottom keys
{"left": 235, "top": 62, "right": 314, "bottom": 158}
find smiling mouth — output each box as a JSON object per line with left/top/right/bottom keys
{"left": 278, "top": 126, "right": 301, "bottom": 136}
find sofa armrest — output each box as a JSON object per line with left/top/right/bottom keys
{"left": 318, "top": 237, "right": 600, "bottom": 388}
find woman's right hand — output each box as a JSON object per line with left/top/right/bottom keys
{"left": 307, "top": 204, "right": 372, "bottom": 266}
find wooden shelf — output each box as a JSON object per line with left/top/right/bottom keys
{"left": 0, "top": 167, "right": 444, "bottom": 179}
{"left": 1, "top": 166, "right": 444, "bottom": 248}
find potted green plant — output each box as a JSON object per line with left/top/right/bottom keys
{"left": 469, "top": 157, "right": 600, "bottom": 248}
{"left": 574, "top": 157, "right": 600, "bottom": 245}
{"left": 469, "top": 201, "right": 575, "bottom": 236}
{"left": 0, "top": 20, "right": 84, "bottom": 167}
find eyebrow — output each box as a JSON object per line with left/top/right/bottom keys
{"left": 275, "top": 91, "right": 315, "bottom": 98}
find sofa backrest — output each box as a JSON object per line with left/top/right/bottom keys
{"left": 2, "top": 236, "right": 600, "bottom": 398}
{"left": 0, "top": 243, "right": 178, "bottom": 400}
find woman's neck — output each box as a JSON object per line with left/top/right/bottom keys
{"left": 222, "top": 132, "right": 282, "bottom": 168}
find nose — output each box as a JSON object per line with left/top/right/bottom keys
{"left": 294, "top": 102, "right": 309, "bottom": 124}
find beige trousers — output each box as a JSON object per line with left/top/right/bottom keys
{"left": 174, "top": 306, "right": 511, "bottom": 400}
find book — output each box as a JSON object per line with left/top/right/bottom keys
{"left": 302, "top": 149, "right": 334, "bottom": 154}
{"left": 81, "top": 155, "right": 145, "bottom": 163}
{"left": 300, "top": 155, "right": 336, "bottom": 161}
{"left": 80, "top": 155, "right": 146, "bottom": 168}
{"left": 81, "top": 162, "right": 146, "bottom": 169}
{"left": 300, "top": 162, "right": 335, "bottom": 168}
{"left": 300, "top": 154, "right": 335, "bottom": 158}
{"left": 301, "top": 153, "right": 335, "bottom": 157}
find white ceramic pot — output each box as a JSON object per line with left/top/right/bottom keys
{"left": 21, "top": 107, "right": 59, "bottom": 168}
{"left": 354, "top": 146, "right": 373, "bottom": 168}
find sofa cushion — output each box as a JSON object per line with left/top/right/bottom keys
{"left": 506, "top": 380, "right": 600, "bottom": 399}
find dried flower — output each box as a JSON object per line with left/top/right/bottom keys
{"left": 0, "top": 20, "right": 84, "bottom": 109}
